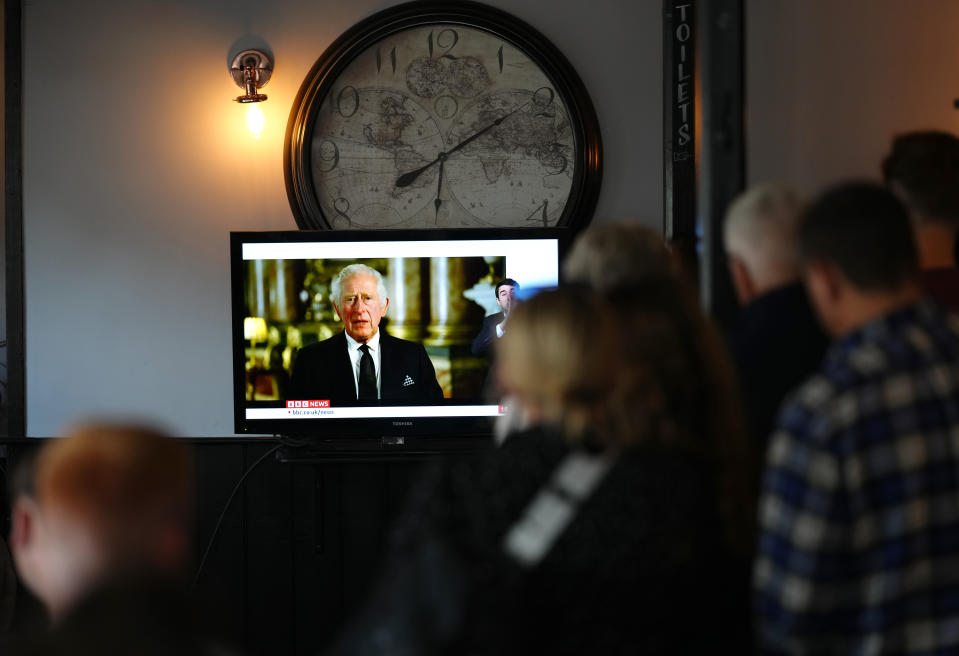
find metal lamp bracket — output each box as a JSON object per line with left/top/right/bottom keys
{"left": 230, "top": 49, "right": 273, "bottom": 102}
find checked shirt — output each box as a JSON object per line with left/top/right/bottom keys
{"left": 755, "top": 301, "right": 959, "bottom": 655}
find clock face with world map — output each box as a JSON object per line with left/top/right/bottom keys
{"left": 285, "top": 1, "right": 602, "bottom": 230}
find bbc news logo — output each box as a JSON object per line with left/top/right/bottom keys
{"left": 287, "top": 400, "right": 330, "bottom": 408}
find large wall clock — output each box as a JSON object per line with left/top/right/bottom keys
{"left": 285, "top": 0, "right": 602, "bottom": 230}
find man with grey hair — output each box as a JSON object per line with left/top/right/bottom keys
{"left": 723, "top": 184, "right": 828, "bottom": 448}
{"left": 290, "top": 263, "right": 443, "bottom": 404}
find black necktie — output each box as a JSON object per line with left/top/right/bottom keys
{"left": 358, "top": 344, "right": 377, "bottom": 400}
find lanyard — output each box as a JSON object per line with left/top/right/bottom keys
{"left": 502, "top": 448, "right": 616, "bottom": 567}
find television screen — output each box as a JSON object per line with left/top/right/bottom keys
{"left": 231, "top": 228, "right": 567, "bottom": 443}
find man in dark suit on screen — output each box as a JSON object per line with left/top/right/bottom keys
{"left": 471, "top": 278, "right": 519, "bottom": 358}
{"left": 290, "top": 264, "right": 444, "bottom": 405}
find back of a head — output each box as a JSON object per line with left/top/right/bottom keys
{"left": 613, "top": 283, "right": 732, "bottom": 450}
{"left": 563, "top": 223, "right": 678, "bottom": 290}
{"left": 800, "top": 182, "right": 919, "bottom": 292}
{"left": 496, "top": 288, "right": 612, "bottom": 442}
{"left": 723, "top": 183, "right": 803, "bottom": 283}
{"left": 498, "top": 281, "right": 741, "bottom": 453}
{"left": 498, "top": 283, "right": 754, "bottom": 555}
{"left": 34, "top": 422, "right": 193, "bottom": 576}
{"left": 882, "top": 130, "right": 959, "bottom": 224}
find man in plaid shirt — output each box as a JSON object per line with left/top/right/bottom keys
{"left": 754, "top": 182, "right": 959, "bottom": 654}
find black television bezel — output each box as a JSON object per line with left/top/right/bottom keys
{"left": 230, "top": 227, "right": 570, "bottom": 443}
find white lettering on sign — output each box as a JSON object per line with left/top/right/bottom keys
{"left": 675, "top": 4, "right": 693, "bottom": 148}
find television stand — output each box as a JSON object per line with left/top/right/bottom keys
{"left": 273, "top": 434, "right": 493, "bottom": 464}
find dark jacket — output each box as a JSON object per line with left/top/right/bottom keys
{"left": 9, "top": 578, "right": 237, "bottom": 656}
{"left": 727, "top": 282, "right": 829, "bottom": 449}
{"left": 328, "top": 427, "right": 732, "bottom": 655}
{"left": 471, "top": 312, "right": 505, "bottom": 359}
{"left": 290, "top": 331, "right": 443, "bottom": 404}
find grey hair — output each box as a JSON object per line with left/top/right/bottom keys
{"left": 330, "top": 263, "right": 389, "bottom": 305}
{"left": 563, "top": 223, "right": 678, "bottom": 290}
{"left": 723, "top": 183, "right": 803, "bottom": 280}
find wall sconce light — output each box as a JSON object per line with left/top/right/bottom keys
{"left": 230, "top": 49, "right": 273, "bottom": 139}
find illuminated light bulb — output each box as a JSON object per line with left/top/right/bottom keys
{"left": 246, "top": 103, "right": 265, "bottom": 139}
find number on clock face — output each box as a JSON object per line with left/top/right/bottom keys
{"left": 309, "top": 24, "right": 576, "bottom": 229}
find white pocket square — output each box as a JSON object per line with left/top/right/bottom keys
{"left": 403, "top": 375, "right": 414, "bottom": 387}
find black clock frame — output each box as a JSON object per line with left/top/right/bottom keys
{"left": 284, "top": 0, "right": 603, "bottom": 231}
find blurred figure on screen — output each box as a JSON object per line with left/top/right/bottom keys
{"left": 471, "top": 278, "right": 520, "bottom": 359}
{"left": 290, "top": 263, "right": 443, "bottom": 404}
{"left": 8, "top": 422, "right": 225, "bottom": 655}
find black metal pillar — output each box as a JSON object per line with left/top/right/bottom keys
{"left": 663, "top": 0, "right": 698, "bottom": 281}
{"left": 697, "top": 0, "right": 744, "bottom": 328}
{"left": 4, "top": 0, "right": 24, "bottom": 438}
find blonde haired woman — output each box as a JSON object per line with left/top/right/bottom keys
{"left": 330, "top": 281, "right": 752, "bottom": 655}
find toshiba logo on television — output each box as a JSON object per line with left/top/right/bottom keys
{"left": 287, "top": 400, "right": 331, "bottom": 408}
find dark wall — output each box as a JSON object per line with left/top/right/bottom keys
{"left": 194, "top": 442, "right": 445, "bottom": 655}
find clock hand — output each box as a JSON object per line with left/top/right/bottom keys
{"left": 434, "top": 153, "right": 446, "bottom": 220}
{"left": 395, "top": 101, "right": 529, "bottom": 188}
{"left": 444, "top": 103, "right": 526, "bottom": 157}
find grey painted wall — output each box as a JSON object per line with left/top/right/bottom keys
{"left": 22, "top": 0, "right": 662, "bottom": 436}
{"left": 747, "top": 0, "right": 959, "bottom": 195}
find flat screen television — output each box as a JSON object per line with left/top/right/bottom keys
{"left": 230, "top": 228, "right": 568, "bottom": 446}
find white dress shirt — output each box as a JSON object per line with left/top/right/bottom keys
{"left": 345, "top": 330, "right": 382, "bottom": 399}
